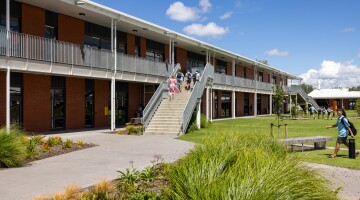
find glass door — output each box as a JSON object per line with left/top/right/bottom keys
{"left": 85, "top": 79, "right": 94, "bottom": 127}
{"left": 51, "top": 76, "right": 65, "bottom": 130}
{"left": 115, "top": 91, "right": 128, "bottom": 126}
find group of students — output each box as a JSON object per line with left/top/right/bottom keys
{"left": 308, "top": 105, "right": 334, "bottom": 120}
{"left": 168, "top": 68, "right": 200, "bottom": 100}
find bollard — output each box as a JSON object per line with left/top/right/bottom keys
{"left": 349, "top": 139, "right": 356, "bottom": 159}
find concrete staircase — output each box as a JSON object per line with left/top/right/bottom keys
{"left": 144, "top": 83, "right": 191, "bottom": 135}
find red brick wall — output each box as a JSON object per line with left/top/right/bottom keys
{"left": 127, "top": 34, "right": 135, "bottom": 56}
{"left": 176, "top": 47, "right": 187, "bottom": 73}
{"left": 140, "top": 37, "right": 146, "bottom": 58}
{"left": 94, "top": 80, "right": 109, "bottom": 128}
{"left": 247, "top": 66, "right": 254, "bottom": 80}
{"left": 0, "top": 71, "right": 5, "bottom": 127}
{"left": 128, "top": 82, "right": 141, "bottom": 122}
{"left": 343, "top": 99, "right": 350, "bottom": 109}
{"left": 58, "top": 14, "right": 84, "bottom": 45}
{"left": 66, "top": 77, "right": 85, "bottom": 129}
{"left": 164, "top": 44, "right": 170, "bottom": 62}
{"left": 263, "top": 71, "right": 269, "bottom": 83}
{"left": 236, "top": 92, "right": 244, "bottom": 117}
{"left": 261, "top": 94, "right": 270, "bottom": 114}
{"left": 236, "top": 64, "right": 243, "bottom": 77}
{"left": 22, "top": 3, "right": 45, "bottom": 37}
{"left": 227, "top": 62, "right": 232, "bottom": 76}
{"left": 23, "top": 73, "right": 51, "bottom": 132}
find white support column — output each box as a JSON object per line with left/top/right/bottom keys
{"left": 6, "top": 0, "right": 10, "bottom": 132}
{"left": 171, "top": 39, "right": 175, "bottom": 70}
{"left": 232, "top": 58, "right": 235, "bottom": 76}
{"left": 254, "top": 93, "right": 257, "bottom": 116}
{"left": 110, "top": 19, "right": 117, "bottom": 131}
{"left": 206, "top": 49, "right": 209, "bottom": 63}
{"left": 289, "top": 94, "right": 292, "bottom": 114}
{"left": 210, "top": 89, "right": 213, "bottom": 122}
{"left": 169, "top": 37, "right": 172, "bottom": 65}
{"left": 232, "top": 90, "right": 236, "bottom": 118}
{"left": 206, "top": 87, "right": 209, "bottom": 121}
{"left": 270, "top": 94, "right": 273, "bottom": 115}
{"left": 196, "top": 101, "right": 201, "bottom": 129}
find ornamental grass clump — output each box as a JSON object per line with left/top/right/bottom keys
{"left": 166, "top": 132, "right": 339, "bottom": 200}
{"left": 0, "top": 127, "right": 27, "bottom": 168}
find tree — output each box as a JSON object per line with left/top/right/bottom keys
{"left": 272, "top": 84, "right": 285, "bottom": 127}
{"left": 256, "top": 59, "right": 269, "bottom": 65}
{"left": 291, "top": 96, "right": 298, "bottom": 118}
{"left": 300, "top": 83, "right": 314, "bottom": 94}
{"left": 349, "top": 86, "right": 360, "bottom": 91}
{"left": 356, "top": 99, "right": 360, "bottom": 116}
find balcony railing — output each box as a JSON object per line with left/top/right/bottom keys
{"left": 213, "top": 73, "right": 275, "bottom": 91}
{"left": 0, "top": 29, "right": 169, "bottom": 77}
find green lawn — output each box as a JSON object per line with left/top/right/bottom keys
{"left": 178, "top": 113, "right": 360, "bottom": 169}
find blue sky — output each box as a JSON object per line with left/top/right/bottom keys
{"left": 93, "top": 0, "right": 360, "bottom": 88}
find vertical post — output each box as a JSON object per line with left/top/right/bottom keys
{"left": 6, "top": 0, "right": 11, "bottom": 132}
{"left": 171, "top": 38, "right": 175, "bottom": 70}
{"left": 284, "top": 124, "right": 288, "bottom": 138}
{"left": 270, "top": 123, "right": 273, "bottom": 137}
{"left": 269, "top": 94, "right": 273, "bottom": 115}
{"left": 206, "top": 49, "right": 209, "bottom": 63}
{"left": 206, "top": 87, "right": 209, "bottom": 121}
{"left": 110, "top": 19, "right": 117, "bottom": 131}
{"left": 254, "top": 93, "right": 257, "bottom": 116}
{"left": 232, "top": 90, "right": 235, "bottom": 118}
{"left": 168, "top": 37, "right": 172, "bottom": 65}
{"left": 289, "top": 94, "right": 292, "bottom": 114}
{"left": 196, "top": 101, "right": 201, "bottom": 129}
{"left": 210, "top": 89, "right": 213, "bottom": 122}
{"left": 232, "top": 58, "right": 235, "bottom": 76}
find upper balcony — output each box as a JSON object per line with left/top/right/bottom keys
{"left": 0, "top": 29, "right": 170, "bottom": 82}
{"left": 213, "top": 72, "right": 287, "bottom": 93}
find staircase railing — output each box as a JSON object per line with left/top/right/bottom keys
{"left": 142, "top": 63, "right": 181, "bottom": 131}
{"left": 180, "top": 63, "right": 214, "bottom": 134}
{"left": 289, "top": 85, "right": 320, "bottom": 109}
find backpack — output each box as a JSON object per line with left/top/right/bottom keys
{"left": 341, "top": 117, "right": 357, "bottom": 136}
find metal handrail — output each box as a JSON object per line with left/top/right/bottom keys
{"left": 142, "top": 63, "right": 181, "bottom": 130}
{"left": 289, "top": 85, "right": 320, "bottom": 109}
{"left": 0, "top": 29, "right": 169, "bottom": 77}
{"left": 181, "top": 63, "right": 214, "bottom": 134}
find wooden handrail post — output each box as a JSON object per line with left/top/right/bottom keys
{"left": 284, "top": 124, "right": 288, "bottom": 139}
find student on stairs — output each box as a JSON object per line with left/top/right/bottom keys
{"left": 168, "top": 75, "right": 180, "bottom": 100}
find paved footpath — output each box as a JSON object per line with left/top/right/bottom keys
{"left": 0, "top": 130, "right": 194, "bottom": 200}
{"left": 306, "top": 163, "right": 360, "bottom": 200}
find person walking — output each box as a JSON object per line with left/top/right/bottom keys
{"left": 168, "top": 75, "right": 180, "bottom": 100}
{"left": 326, "top": 108, "right": 355, "bottom": 158}
{"left": 176, "top": 71, "right": 184, "bottom": 92}
{"left": 327, "top": 106, "right": 333, "bottom": 120}
{"left": 185, "top": 69, "right": 192, "bottom": 91}
{"left": 309, "top": 105, "right": 315, "bottom": 119}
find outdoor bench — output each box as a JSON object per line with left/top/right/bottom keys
{"left": 280, "top": 136, "right": 333, "bottom": 152}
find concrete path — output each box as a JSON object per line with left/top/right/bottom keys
{"left": 306, "top": 163, "right": 360, "bottom": 200}
{"left": 0, "top": 130, "right": 194, "bottom": 200}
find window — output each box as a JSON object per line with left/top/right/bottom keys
{"left": 117, "top": 31, "right": 127, "bottom": 53}
{"left": 187, "top": 51, "right": 205, "bottom": 73}
{"left": 215, "top": 59, "right": 227, "bottom": 74}
{"left": 272, "top": 75, "right": 277, "bottom": 84}
{"left": 258, "top": 71, "right": 263, "bottom": 82}
{"left": 221, "top": 92, "right": 231, "bottom": 117}
{"left": 146, "top": 39, "right": 164, "bottom": 62}
{"left": 51, "top": 76, "right": 65, "bottom": 130}
{"left": 45, "top": 10, "right": 57, "bottom": 39}
{"left": 257, "top": 94, "right": 261, "bottom": 115}
{"left": 0, "top": 0, "right": 21, "bottom": 32}
{"left": 85, "top": 22, "right": 111, "bottom": 50}
{"left": 135, "top": 36, "right": 141, "bottom": 57}
{"left": 85, "top": 79, "right": 94, "bottom": 127}
{"left": 10, "top": 72, "right": 22, "bottom": 126}
{"left": 244, "top": 93, "right": 249, "bottom": 115}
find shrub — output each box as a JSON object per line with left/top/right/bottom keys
{"left": 47, "top": 136, "right": 63, "bottom": 147}
{"left": 41, "top": 143, "right": 50, "bottom": 153}
{"left": 26, "top": 137, "right": 39, "bottom": 159}
{"left": 86, "top": 179, "right": 117, "bottom": 199}
{"left": 166, "top": 132, "right": 339, "bottom": 200}
{"left": 51, "top": 184, "right": 82, "bottom": 200}
{"left": 32, "top": 135, "right": 45, "bottom": 145}
{"left": 200, "top": 113, "right": 210, "bottom": 128}
{"left": 140, "top": 166, "right": 156, "bottom": 182}
{"left": 186, "top": 114, "right": 199, "bottom": 133}
{"left": 126, "top": 125, "right": 143, "bottom": 135}
{"left": 76, "top": 140, "right": 84, "bottom": 147}
{"left": 62, "top": 139, "right": 73, "bottom": 149}
{"left": 117, "top": 168, "right": 140, "bottom": 189}
{"left": 128, "top": 191, "right": 159, "bottom": 200}
{"left": 0, "top": 128, "right": 27, "bottom": 168}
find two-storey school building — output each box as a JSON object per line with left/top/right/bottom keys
{"left": 0, "top": 0, "right": 302, "bottom": 133}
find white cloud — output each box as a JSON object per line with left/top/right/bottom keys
{"left": 199, "top": 0, "right": 212, "bottom": 13}
{"left": 220, "top": 11, "right": 234, "bottom": 20}
{"left": 166, "top": 2, "right": 199, "bottom": 22}
{"left": 341, "top": 28, "right": 355, "bottom": 33}
{"left": 183, "top": 22, "right": 229, "bottom": 37}
{"left": 265, "top": 49, "right": 289, "bottom": 56}
{"left": 299, "top": 60, "right": 360, "bottom": 88}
